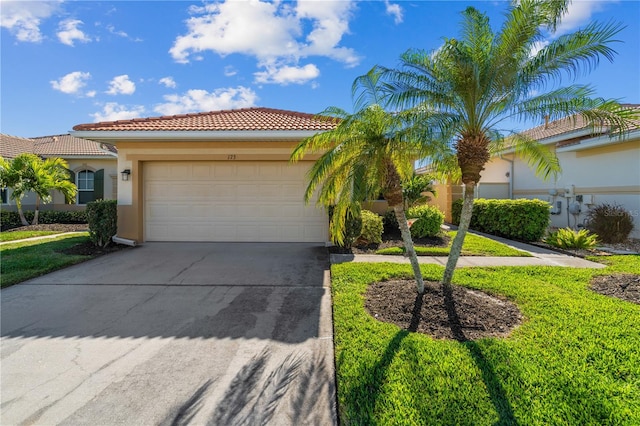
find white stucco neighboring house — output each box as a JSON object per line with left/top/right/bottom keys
{"left": 479, "top": 105, "right": 640, "bottom": 238}
{"left": 0, "top": 133, "right": 118, "bottom": 211}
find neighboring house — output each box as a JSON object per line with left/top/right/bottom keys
{"left": 0, "top": 133, "right": 118, "bottom": 211}
{"left": 464, "top": 106, "right": 640, "bottom": 238}
{"left": 72, "top": 108, "right": 337, "bottom": 243}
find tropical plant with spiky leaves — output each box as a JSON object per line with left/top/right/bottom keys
{"left": 0, "top": 154, "right": 76, "bottom": 225}
{"left": 381, "top": 0, "right": 637, "bottom": 289}
{"left": 291, "top": 69, "right": 428, "bottom": 293}
{"left": 30, "top": 157, "right": 77, "bottom": 225}
{"left": 402, "top": 172, "right": 437, "bottom": 210}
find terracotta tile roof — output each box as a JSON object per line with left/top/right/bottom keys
{"left": 72, "top": 107, "right": 338, "bottom": 132}
{"left": 32, "top": 134, "right": 117, "bottom": 157}
{"left": 1, "top": 134, "right": 35, "bottom": 159}
{"left": 519, "top": 104, "right": 640, "bottom": 142}
{"left": 0, "top": 133, "right": 116, "bottom": 159}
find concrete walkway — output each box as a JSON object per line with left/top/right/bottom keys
{"left": 330, "top": 231, "right": 606, "bottom": 269}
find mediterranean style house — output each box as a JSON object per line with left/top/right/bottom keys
{"left": 71, "top": 108, "right": 336, "bottom": 243}
{"left": 0, "top": 133, "right": 118, "bottom": 211}
{"left": 424, "top": 105, "right": 640, "bottom": 238}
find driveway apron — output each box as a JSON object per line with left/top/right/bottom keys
{"left": 1, "top": 242, "right": 337, "bottom": 425}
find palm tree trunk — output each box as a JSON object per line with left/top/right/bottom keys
{"left": 16, "top": 201, "right": 29, "bottom": 226}
{"left": 442, "top": 182, "right": 475, "bottom": 288}
{"left": 392, "top": 204, "right": 425, "bottom": 294}
{"left": 32, "top": 196, "right": 40, "bottom": 225}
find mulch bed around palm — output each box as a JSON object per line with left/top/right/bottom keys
{"left": 364, "top": 279, "right": 522, "bottom": 341}
{"left": 590, "top": 273, "right": 640, "bottom": 304}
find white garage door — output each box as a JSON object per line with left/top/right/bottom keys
{"left": 144, "top": 161, "right": 328, "bottom": 242}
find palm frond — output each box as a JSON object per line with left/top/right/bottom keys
{"left": 508, "top": 133, "right": 561, "bottom": 181}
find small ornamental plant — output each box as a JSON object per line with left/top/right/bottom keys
{"left": 544, "top": 227, "right": 598, "bottom": 250}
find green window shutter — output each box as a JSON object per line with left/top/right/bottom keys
{"left": 94, "top": 169, "right": 104, "bottom": 200}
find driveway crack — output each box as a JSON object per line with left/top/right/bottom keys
{"left": 168, "top": 254, "right": 209, "bottom": 283}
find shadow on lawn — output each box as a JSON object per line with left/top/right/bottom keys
{"left": 342, "top": 294, "right": 423, "bottom": 424}
{"left": 343, "top": 290, "right": 518, "bottom": 425}
{"left": 443, "top": 286, "right": 519, "bottom": 425}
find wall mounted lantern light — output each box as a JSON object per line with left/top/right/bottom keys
{"left": 121, "top": 169, "right": 131, "bottom": 181}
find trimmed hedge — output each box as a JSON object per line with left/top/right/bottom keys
{"left": 358, "top": 210, "right": 383, "bottom": 244}
{"left": 452, "top": 198, "right": 550, "bottom": 242}
{"left": 86, "top": 200, "right": 117, "bottom": 248}
{"left": 1, "top": 210, "right": 87, "bottom": 230}
{"left": 407, "top": 205, "right": 444, "bottom": 238}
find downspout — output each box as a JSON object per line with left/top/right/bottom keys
{"left": 499, "top": 155, "right": 514, "bottom": 199}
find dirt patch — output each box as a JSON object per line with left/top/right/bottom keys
{"left": 4, "top": 223, "right": 88, "bottom": 233}
{"left": 364, "top": 279, "right": 522, "bottom": 341}
{"left": 590, "top": 273, "right": 640, "bottom": 304}
{"left": 328, "top": 232, "right": 449, "bottom": 255}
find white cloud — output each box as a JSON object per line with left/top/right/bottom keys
{"left": 57, "top": 19, "right": 91, "bottom": 46}
{"left": 50, "top": 71, "right": 91, "bottom": 95}
{"left": 170, "top": 0, "right": 359, "bottom": 85}
{"left": 86, "top": 90, "right": 97, "bottom": 98}
{"left": 105, "top": 23, "right": 142, "bottom": 42}
{"left": 159, "top": 77, "right": 177, "bottom": 88}
{"left": 92, "top": 103, "right": 145, "bottom": 122}
{"left": 106, "top": 24, "right": 128, "bottom": 38}
{"left": 0, "top": 0, "right": 61, "bottom": 42}
{"left": 254, "top": 63, "right": 320, "bottom": 85}
{"left": 530, "top": 40, "right": 549, "bottom": 57}
{"left": 224, "top": 66, "right": 238, "bottom": 77}
{"left": 106, "top": 75, "right": 136, "bottom": 95}
{"left": 554, "top": 0, "right": 613, "bottom": 36}
{"left": 154, "top": 86, "right": 258, "bottom": 116}
{"left": 384, "top": 1, "right": 403, "bottom": 24}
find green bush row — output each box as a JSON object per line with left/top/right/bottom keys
{"left": 407, "top": 205, "right": 444, "bottom": 238}
{"left": 452, "top": 198, "right": 550, "bottom": 242}
{"left": 1, "top": 210, "right": 87, "bottom": 229}
{"left": 86, "top": 200, "right": 117, "bottom": 248}
{"left": 358, "top": 210, "right": 383, "bottom": 245}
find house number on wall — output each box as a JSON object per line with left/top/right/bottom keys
{"left": 227, "top": 155, "right": 236, "bottom": 160}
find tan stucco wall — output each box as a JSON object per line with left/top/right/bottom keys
{"left": 114, "top": 140, "right": 323, "bottom": 243}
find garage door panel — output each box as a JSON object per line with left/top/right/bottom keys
{"left": 144, "top": 162, "right": 327, "bottom": 242}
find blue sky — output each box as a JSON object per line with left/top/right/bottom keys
{"left": 2, "top": 0, "right": 639, "bottom": 138}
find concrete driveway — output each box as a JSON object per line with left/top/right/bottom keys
{"left": 1, "top": 243, "right": 336, "bottom": 425}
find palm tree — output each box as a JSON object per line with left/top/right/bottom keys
{"left": 291, "top": 69, "right": 428, "bottom": 293}
{"left": 383, "top": 0, "right": 636, "bottom": 289}
{"left": 30, "top": 157, "right": 77, "bottom": 225}
{"left": 0, "top": 153, "right": 39, "bottom": 225}
{"left": 0, "top": 154, "right": 76, "bottom": 226}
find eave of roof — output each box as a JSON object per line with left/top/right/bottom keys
{"left": 70, "top": 129, "right": 324, "bottom": 143}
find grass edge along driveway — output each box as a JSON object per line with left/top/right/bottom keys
{"left": 1, "top": 233, "right": 92, "bottom": 288}
{"left": 331, "top": 256, "right": 640, "bottom": 425}
{"left": 376, "top": 231, "right": 531, "bottom": 257}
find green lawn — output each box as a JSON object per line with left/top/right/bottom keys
{"left": 0, "top": 230, "right": 61, "bottom": 242}
{"left": 376, "top": 231, "right": 530, "bottom": 257}
{"left": 1, "top": 233, "right": 92, "bottom": 288}
{"left": 332, "top": 256, "right": 640, "bottom": 425}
